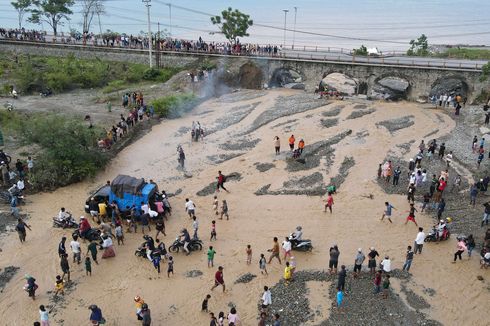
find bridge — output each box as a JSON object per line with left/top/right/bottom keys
{"left": 0, "top": 39, "right": 488, "bottom": 102}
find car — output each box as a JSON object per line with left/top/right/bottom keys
{"left": 84, "top": 185, "right": 110, "bottom": 213}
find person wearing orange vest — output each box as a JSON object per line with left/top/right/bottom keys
{"left": 288, "top": 135, "right": 295, "bottom": 150}
{"left": 298, "top": 139, "right": 305, "bottom": 153}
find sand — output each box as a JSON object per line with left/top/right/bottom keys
{"left": 0, "top": 89, "right": 488, "bottom": 325}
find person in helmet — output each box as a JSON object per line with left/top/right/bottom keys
{"left": 180, "top": 228, "right": 191, "bottom": 255}
{"left": 436, "top": 219, "right": 446, "bottom": 240}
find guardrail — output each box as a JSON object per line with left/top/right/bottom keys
{"left": 0, "top": 38, "right": 484, "bottom": 72}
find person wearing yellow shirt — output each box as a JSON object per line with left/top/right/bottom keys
{"left": 284, "top": 261, "right": 292, "bottom": 284}
{"left": 98, "top": 201, "right": 107, "bottom": 220}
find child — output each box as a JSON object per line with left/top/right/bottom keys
{"left": 324, "top": 192, "right": 334, "bottom": 213}
{"left": 382, "top": 275, "right": 390, "bottom": 299}
{"left": 152, "top": 252, "right": 161, "bottom": 274}
{"left": 336, "top": 289, "right": 344, "bottom": 309}
{"left": 54, "top": 275, "right": 64, "bottom": 296}
{"left": 167, "top": 256, "right": 174, "bottom": 277}
{"left": 220, "top": 200, "right": 229, "bottom": 220}
{"left": 290, "top": 256, "right": 297, "bottom": 276}
{"left": 284, "top": 261, "right": 292, "bottom": 284}
{"left": 246, "top": 245, "right": 252, "bottom": 265}
{"left": 39, "top": 305, "right": 49, "bottom": 326}
{"left": 210, "top": 220, "right": 217, "bottom": 241}
{"left": 213, "top": 196, "right": 219, "bottom": 216}
{"left": 202, "top": 294, "right": 211, "bottom": 312}
{"left": 115, "top": 224, "right": 124, "bottom": 245}
{"left": 210, "top": 312, "right": 218, "bottom": 326}
{"left": 85, "top": 257, "right": 92, "bottom": 276}
{"left": 259, "top": 253, "right": 268, "bottom": 275}
{"left": 208, "top": 246, "right": 216, "bottom": 268}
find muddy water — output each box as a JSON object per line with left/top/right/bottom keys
{"left": 0, "top": 89, "right": 487, "bottom": 325}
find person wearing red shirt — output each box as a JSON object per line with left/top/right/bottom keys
{"left": 216, "top": 171, "right": 229, "bottom": 193}
{"left": 211, "top": 266, "right": 225, "bottom": 292}
{"left": 79, "top": 216, "right": 91, "bottom": 239}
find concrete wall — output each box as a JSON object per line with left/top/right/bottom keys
{"left": 1, "top": 40, "right": 488, "bottom": 102}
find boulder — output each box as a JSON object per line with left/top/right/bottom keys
{"left": 270, "top": 68, "right": 302, "bottom": 87}
{"left": 378, "top": 77, "right": 409, "bottom": 93}
{"left": 430, "top": 78, "right": 468, "bottom": 97}
{"left": 370, "top": 76, "right": 410, "bottom": 101}
{"left": 284, "top": 83, "right": 306, "bottom": 90}
{"left": 321, "top": 73, "right": 357, "bottom": 96}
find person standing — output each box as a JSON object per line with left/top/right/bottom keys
{"left": 288, "top": 134, "right": 295, "bottom": 151}
{"left": 185, "top": 198, "right": 196, "bottom": 218}
{"left": 15, "top": 218, "right": 31, "bottom": 243}
{"left": 207, "top": 246, "right": 216, "bottom": 268}
{"left": 373, "top": 270, "right": 382, "bottom": 294}
{"left": 382, "top": 275, "right": 391, "bottom": 299}
{"left": 220, "top": 200, "right": 229, "bottom": 220}
{"left": 89, "top": 305, "right": 104, "bottom": 325}
{"left": 39, "top": 305, "right": 50, "bottom": 326}
{"left": 324, "top": 192, "right": 334, "bottom": 213}
{"left": 60, "top": 254, "right": 70, "bottom": 282}
{"left": 87, "top": 240, "right": 99, "bottom": 264}
{"left": 192, "top": 216, "right": 199, "bottom": 240}
{"left": 261, "top": 286, "right": 272, "bottom": 313}
{"left": 268, "top": 237, "right": 282, "bottom": 264}
{"left": 178, "top": 146, "right": 185, "bottom": 169}
{"left": 298, "top": 139, "right": 305, "bottom": 154}
{"left": 259, "top": 253, "right": 268, "bottom": 275}
{"left": 337, "top": 265, "right": 347, "bottom": 291}
{"left": 70, "top": 235, "right": 81, "bottom": 264}
{"left": 329, "top": 245, "right": 340, "bottom": 274}
{"left": 402, "top": 246, "right": 414, "bottom": 271}
{"left": 216, "top": 171, "right": 229, "bottom": 193}
{"left": 367, "top": 247, "right": 379, "bottom": 274}
{"left": 438, "top": 142, "right": 446, "bottom": 159}
{"left": 274, "top": 136, "right": 280, "bottom": 155}
{"left": 282, "top": 237, "right": 292, "bottom": 260}
{"left": 211, "top": 266, "right": 225, "bottom": 292}
{"left": 414, "top": 227, "right": 425, "bottom": 254}
{"left": 392, "top": 166, "right": 401, "bottom": 186}
{"left": 482, "top": 202, "right": 490, "bottom": 227}
{"left": 353, "top": 248, "right": 365, "bottom": 278}
{"left": 381, "top": 202, "right": 395, "bottom": 223}
{"left": 141, "top": 303, "right": 151, "bottom": 326}
{"left": 381, "top": 256, "right": 391, "bottom": 273}
{"left": 470, "top": 184, "right": 478, "bottom": 207}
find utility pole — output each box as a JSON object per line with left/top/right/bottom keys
{"left": 156, "top": 22, "right": 160, "bottom": 68}
{"left": 292, "top": 7, "right": 298, "bottom": 50}
{"left": 282, "top": 9, "right": 289, "bottom": 49}
{"left": 142, "top": 0, "right": 153, "bottom": 68}
{"left": 166, "top": 3, "right": 172, "bottom": 37}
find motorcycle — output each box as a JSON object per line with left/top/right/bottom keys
{"left": 72, "top": 228, "right": 102, "bottom": 242}
{"left": 424, "top": 227, "right": 451, "bottom": 242}
{"left": 168, "top": 237, "right": 203, "bottom": 253}
{"left": 3, "top": 102, "right": 14, "bottom": 111}
{"left": 52, "top": 215, "right": 78, "bottom": 229}
{"left": 135, "top": 243, "right": 165, "bottom": 258}
{"left": 289, "top": 234, "right": 313, "bottom": 251}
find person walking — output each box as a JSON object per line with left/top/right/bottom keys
{"left": 282, "top": 237, "right": 292, "bottom": 260}
{"left": 15, "top": 218, "right": 31, "bottom": 243}
{"left": 261, "top": 286, "right": 272, "bottom": 313}
{"left": 452, "top": 237, "right": 467, "bottom": 262}
{"left": 353, "top": 248, "right": 365, "bottom": 278}
{"left": 324, "top": 192, "right": 334, "bottom": 213}
{"left": 70, "top": 235, "right": 81, "bottom": 264}
{"left": 185, "top": 198, "right": 196, "bottom": 218}
{"left": 337, "top": 265, "right": 347, "bottom": 291}
{"left": 482, "top": 202, "right": 490, "bottom": 227}
{"left": 288, "top": 134, "right": 295, "bottom": 150}
{"left": 89, "top": 305, "right": 104, "bottom": 325}
{"left": 402, "top": 246, "right": 414, "bottom": 271}
{"left": 268, "top": 237, "right": 282, "bottom": 264}
{"left": 87, "top": 240, "right": 99, "bottom": 265}
{"left": 211, "top": 266, "right": 225, "bottom": 292}
{"left": 414, "top": 227, "right": 425, "bottom": 254}
{"left": 39, "top": 305, "right": 50, "bottom": 326}
{"left": 216, "top": 171, "right": 229, "bottom": 193}
{"left": 368, "top": 247, "right": 379, "bottom": 274}
{"left": 220, "top": 200, "right": 229, "bottom": 220}
{"left": 259, "top": 253, "right": 268, "bottom": 275}
{"left": 192, "top": 216, "right": 199, "bottom": 240}
{"left": 60, "top": 254, "right": 70, "bottom": 282}
{"left": 437, "top": 198, "right": 446, "bottom": 219}
{"left": 141, "top": 303, "right": 151, "bottom": 326}
{"left": 381, "top": 202, "right": 395, "bottom": 223}
{"left": 404, "top": 204, "right": 418, "bottom": 226}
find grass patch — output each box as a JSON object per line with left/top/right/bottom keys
{"left": 0, "top": 53, "right": 181, "bottom": 94}
{"left": 435, "top": 48, "right": 490, "bottom": 60}
{"left": 150, "top": 93, "right": 198, "bottom": 118}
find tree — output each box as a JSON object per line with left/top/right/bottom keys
{"left": 211, "top": 7, "right": 253, "bottom": 44}
{"left": 353, "top": 45, "right": 368, "bottom": 56}
{"left": 407, "top": 34, "right": 429, "bottom": 56}
{"left": 480, "top": 62, "right": 490, "bottom": 82}
{"left": 28, "top": 0, "right": 75, "bottom": 36}
{"left": 80, "top": 0, "right": 104, "bottom": 34}
{"left": 11, "top": 0, "right": 32, "bottom": 29}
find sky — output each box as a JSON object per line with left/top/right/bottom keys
{"left": 1, "top": 0, "right": 489, "bottom": 51}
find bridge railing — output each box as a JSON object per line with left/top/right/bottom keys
{"left": 0, "top": 37, "right": 484, "bottom": 72}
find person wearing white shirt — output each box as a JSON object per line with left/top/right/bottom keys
{"left": 282, "top": 237, "right": 292, "bottom": 260}
{"left": 381, "top": 256, "right": 391, "bottom": 273}
{"left": 261, "top": 286, "right": 272, "bottom": 312}
{"left": 70, "top": 236, "right": 81, "bottom": 264}
{"left": 141, "top": 202, "right": 149, "bottom": 215}
{"left": 58, "top": 207, "right": 70, "bottom": 221}
{"left": 414, "top": 227, "right": 425, "bottom": 254}
{"left": 192, "top": 216, "right": 199, "bottom": 240}
{"left": 16, "top": 179, "right": 25, "bottom": 191}
{"left": 185, "top": 198, "right": 196, "bottom": 218}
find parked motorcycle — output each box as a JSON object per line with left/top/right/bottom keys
{"left": 72, "top": 228, "right": 102, "bottom": 242}
{"left": 424, "top": 227, "right": 451, "bottom": 242}
{"left": 168, "top": 237, "right": 203, "bottom": 253}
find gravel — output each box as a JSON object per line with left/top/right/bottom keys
{"left": 286, "top": 130, "right": 353, "bottom": 172}
{"left": 166, "top": 188, "right": 182, "bottom": 197}
{"left": 320, "top": 118, "right": 339, "bottom": 128}
{"left": 174, "top": 126, "right": 191, "bottom": 137}
{"left": 328, "top": 157, "right": 356, "bottom": 189}
{"left": 256, "top": 172, "right": 326, "bottom": 196}
{"left": 196, "top": 172, "right": 242, "bottom": 196}
{"left": 206, "top": 102, "right": 260, "bottom": 135}
{"left": 400, "top": 283, "right": 431, "bottom": 310}
{"left": 185, "top": 270, "right": 203, "bottom": 278}
{"left": 346, "top": 108, "right": 376, "bottom": 120}
{"left": 244, "top": 94, "right": 328, "bottom": 135}
{"left": 321, "top": 106, "right": 344, "bottom": 117}
{"left": 272, "top": 119, "right": 298, "bottom": 129}
{"left": 423, "top": 129, "right": 440, "bottom": 138}
{"left": 254, "top": 162, "right": 275, "bottom": 172}
{"left": 234, "top": 273, "right": 257, "bottom": 284}
{"left": 395, "top": 140, "right": 415, "bottom": 155}
{"left": 354, "top": 104, "right": 368, "bottom": 110}
{"left": 206, "top": 153, "right": 245, "bottom": 164}
{"left": 216, "top": 90, "right": 267, "bottom": 103}
{"left": 0, "top": 266, "right": 19, "bottom": 291}
{"left": 261, "top": 269, "right": 439, "bottom": 326}
{"left": 376, "top": 115, "right": 415, "bottom": 134}
{"left": 219, "top": 138, "right": 260, "bottom": 151}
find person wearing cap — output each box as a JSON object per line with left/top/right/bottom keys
{"left": 381, "top": 256, "right": 391, "bottom": 273}
{"left": 89, "top": 304, "right": 104, "bottom": 325}
{"left": 353, "top": 248, "right": 365, "bottom": 278}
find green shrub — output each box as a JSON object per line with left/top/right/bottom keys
{"left": 102, "top": 80, "right": 127, "bottom": 93}
{"left": 150, "top": 93, "right": 197, "bottom": 118}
